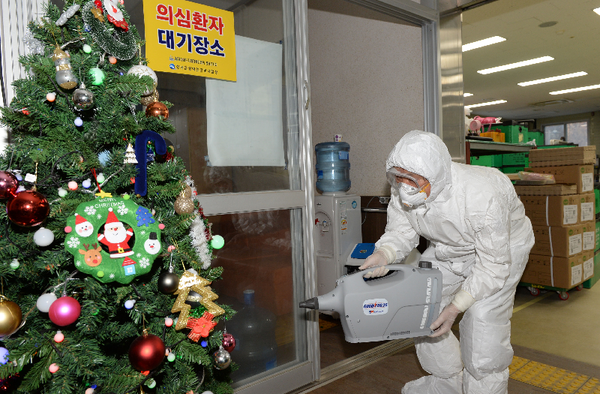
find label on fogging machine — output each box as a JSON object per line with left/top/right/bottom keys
{"left": 363, "top": 299, "right": 389, "bottom": 315}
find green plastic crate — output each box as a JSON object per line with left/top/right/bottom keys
{"left": 527, "top": 131, "right": 544, "bottom": 146}
{"left": 497, "top": 125, "right": 528, "bottom": 144}
{"left": 501, "top": 166, "right": 525, "bottom": 174}
{"left": 596, "top": 220, "right": 600, "bottom": 251}
{"left": 502, "top": 152, "right": 529, "bottom": 166}
{"left": 470, "top": 155, "right": 503, "bottom": 167}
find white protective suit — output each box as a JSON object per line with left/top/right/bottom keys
{"left": 375, "top": 131, "right": 534, "bottom": 394}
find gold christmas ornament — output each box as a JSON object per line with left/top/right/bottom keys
{"left": 174, "top": 187, "right": 195, "bottom": 215}
{"left": 181, "top": 185, "right": 192, "bottom": 199}
{"left": 0, "top": 295, "right": 22, "bottom": 338}
{"left": 145, "top": 101, "right": 169, "bottom": 119}
{"left": 140, "top": 90, "right": 159, "bottom": 106}
{"left": 171, "top": 271, "right": 224, "bottom": 330}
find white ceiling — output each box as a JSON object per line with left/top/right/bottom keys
{"left": 462, "top": 0, "right": 600, "bottom": 121}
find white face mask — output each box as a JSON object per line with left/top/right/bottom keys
{"left": 399, "top": 183, "right": 428, "bottom": 208}
{"left": 387, "top": 169, "right": 430, "bottom": 209}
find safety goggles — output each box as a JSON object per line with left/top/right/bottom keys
{"left": 386, "top": 168, "right": 428, "bottom": 194}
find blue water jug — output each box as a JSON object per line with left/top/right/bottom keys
{"left": 315, "top": 142, "right": 351, "bottom": 193}
{"left": 228, "top": 290, "right": 277, "bottom": 380}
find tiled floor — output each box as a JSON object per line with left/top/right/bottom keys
{"left": 299, "top": 283, "right": 600, "bottom": 393}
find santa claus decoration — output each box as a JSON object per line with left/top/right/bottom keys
{"left": 64, "top": 197, "right": 163, "bottom": 284}
{"left": 98, "top": 207, "right": 134, "bottom": 258}
{"left": 74, "top": 213, "right": 94, "bottom": 237}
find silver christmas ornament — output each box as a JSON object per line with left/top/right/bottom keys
{"left": 72, "top": 85, "right": 95, "bottom": 110}
{"left": 127, "top": 65, "right": 158, "bottom": 95}
{"left": 56, "top": 4, "right": 80, "bottom": 26}
{"left": 213, "top": 345, "right": 232, "bottom": 370}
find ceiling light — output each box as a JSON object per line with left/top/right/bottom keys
{"left": 477, "top": 56, "right": 554, "bottom": 75}
{"left": 462, "top": 36, "right": 506, "bottom": 52}
{"left": 550, "top": 84, "right": 600, "bottom": 95}
{"left": 594, "top": 7, "right": 600, "bottom": 15}
{"left": 465, "top": 100, "right": 507, "bottom": 109}
{"left": 464, "top": 93, "right": 473, "bottom": 97}
{"left": 518, "top": 72, "right": 587, "bottom": 87}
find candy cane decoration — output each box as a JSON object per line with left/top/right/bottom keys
{"left": 135, "top": 130, "right": 166, "bottom": 196}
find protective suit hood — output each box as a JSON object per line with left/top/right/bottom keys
{"left": 386, "top": 130, "right": 452, "bottom": 203}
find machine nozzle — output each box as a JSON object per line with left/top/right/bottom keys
{"left": 299, "top": 297, "right": 319, "bottom": 310}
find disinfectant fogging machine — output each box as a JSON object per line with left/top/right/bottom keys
{"left": 300, "top": 262, "right": 442, "bottom": 343}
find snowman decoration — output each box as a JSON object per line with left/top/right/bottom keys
{"left": 144, "top": 232, "right": 161, "bottom": 255}
{"left": 98, "top": 208, "right": 134, "bottom": 258}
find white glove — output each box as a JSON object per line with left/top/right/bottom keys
{"left": 359, "top": 250, "right": 389, "bottom": 279}
{"left": 429, "top": 303, "right": 461, "bottom": 338}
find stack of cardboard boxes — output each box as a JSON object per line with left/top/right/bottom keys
{"left": 583, "top": 188, "right": 600, "bottom": 288}
{"left": 516, "top": 146, "right": 596, "bottom": 290}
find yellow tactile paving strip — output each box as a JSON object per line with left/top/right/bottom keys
{"left": 510, "top": 356, "right": 600, "bottom": 394}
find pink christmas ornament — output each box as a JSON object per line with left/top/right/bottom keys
{"left": 68, "top": 181, "right": 78, "bottom": 190}
{"left": 165, "top": 317, "right": 173, "bottom": 327}
{"left": 159, "top": 223, "right": 165, "bottom": 230}
{"left": 49, "top": 363, "right": 59, "bottom": 373}
{"left": 48, "top": 296, "right": 81, "bottom": 326}
{"left": 64, "top": 226, "right": 72, "bottom": 233}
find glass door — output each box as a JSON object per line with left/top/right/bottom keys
{"left": 125, "top": 0, "right": 317, "bottom": 393}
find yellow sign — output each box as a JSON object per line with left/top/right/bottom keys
{"left": 143, "top": 0, "right": 236, "bottom": 81}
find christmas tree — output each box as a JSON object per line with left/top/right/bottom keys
{"left": 0, "top": 1, "right": 236, "bottom": 392}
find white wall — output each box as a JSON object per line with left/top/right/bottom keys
{"left": 307, "top": 0, "right": 424, "bottom": 197}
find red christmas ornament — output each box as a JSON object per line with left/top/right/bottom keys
{"left": 186, "top": 312, "right": 216, "bottom": 342}
{"left": 128, "top": 331, "right": 165, "bottom": 371}
{"left": 0, "top": 171, "right": 18, "bottom": 199}
{"left": 6, "top": 189, "right": 50, "bottom": 227}
{"left": 48, "top": 296, "right": 81, "bottom": 326}
{"left": 222, "top": 331, "right": 236, "bottom": 352}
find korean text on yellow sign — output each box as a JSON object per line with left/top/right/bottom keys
{"left": 144, "top": 0, "right": 236, "bottom": 81}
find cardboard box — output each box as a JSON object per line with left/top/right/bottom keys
{"left": 528, "top": 146, "right": 596, "bottom": 167}
{"left": 578, "top": 193, "right": 596, "bottom": 223}
{"left": 521, "top": 253, "right": 583, "bottom": 289}
{"left": 582, "top": 222, "right": 596, "bottom": 252}
{"left": 521, "top": 194, "right": 579, "bottom": 226}
{"left": 581, "top": 252, "right": 595, "bottom": 281}
{"left": 515, "top": 184, "right": 577, "bottom": 196}
{"left": 531, "top": 225, "right": 582, "bottom": 257}
{"left": 579, "top": 193, "right": 596, "bottom": 223}
{"left": 523, "top": 165, "right": 594, "bottom": 194}
{"left": 583, "top": 250, "right": 600, "bottom": 289}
